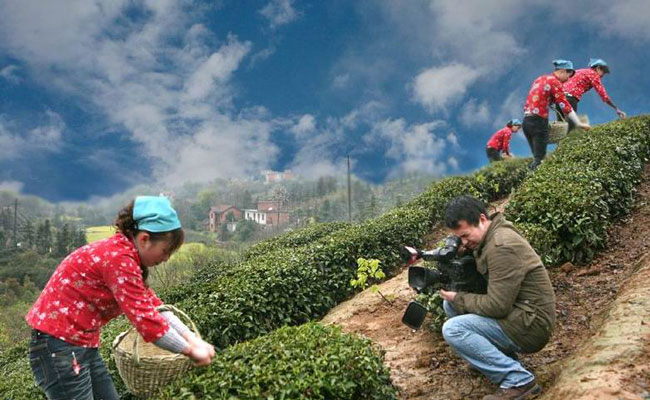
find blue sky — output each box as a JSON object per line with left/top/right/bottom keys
{"left": 1, "top": 0, "right": 649, "bottom": 202}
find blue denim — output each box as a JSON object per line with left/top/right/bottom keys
{"left": 442, "top": 301, "right": 535, "bottom": 389}
{"left": 29, "top": 329, "right": 119, "bottom": 400}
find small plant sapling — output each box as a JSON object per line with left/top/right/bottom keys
{"left": 350, "top": 258, "right": 394, "bottom": 305}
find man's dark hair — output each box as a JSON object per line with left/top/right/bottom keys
{"left": 444, "top": 195, "right": 487, "bottom": 228}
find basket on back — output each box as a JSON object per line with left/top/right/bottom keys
{"left": 112, "top": 304, "right": 199, "bottom": 398}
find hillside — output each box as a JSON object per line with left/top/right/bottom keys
{"left": 2, "top": 116, "right": 649, "bottom": 399}
{"left": 322, "top": 167, "right": 650, "bottom": 398}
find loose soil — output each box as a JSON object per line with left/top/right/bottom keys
{"left": 322, "top": 169, "right": 650, "bottom": 400}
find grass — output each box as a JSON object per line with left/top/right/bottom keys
{"left": 86, "top": 225, "right": 115, "bottom": 243}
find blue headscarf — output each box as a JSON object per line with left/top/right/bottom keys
{"left": 133, "top": 196, "right": 182, "bottom": 232}
{"left": 552, "top": 59, "right": 574, "bottom": 72}
{"left": 588, "top": 58, "right": 610, "bottom": 73}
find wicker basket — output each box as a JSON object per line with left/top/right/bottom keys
{"left": 112, "top": 305, "right": 199, "bottom": 398}
{"left": 548, "top": 121, "right": 568, "bottom": 144}
{"left": 548, "top": 114, "right": 590, "bottom": 144}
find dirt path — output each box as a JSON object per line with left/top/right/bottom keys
{"left": 321, "top": 170, "right": 650, "bottom": 399}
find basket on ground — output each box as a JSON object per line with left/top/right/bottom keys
{"left": 112, "top": 304, "right": 199, "bottom": 398}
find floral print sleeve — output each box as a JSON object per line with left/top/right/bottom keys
{"left": 588, "top": 72, "right": 611, "bottom": 103}
{"left": 102, "top": 255, "right": 169, "bottom": 342}
{"left": 549, "top": 77, "right": 573, "bottom": 115}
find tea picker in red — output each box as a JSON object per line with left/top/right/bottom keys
{"left": 486, "top": 119, "right": 522, "bottom": 163}
{"left": 558, "top": 58, "right": 626, "bottom": 132}
{"left": 522, "top": 59, "right": 591, "bottom": 169}
{"left": 26, "top": 196, "right": 215, "bottom": 400}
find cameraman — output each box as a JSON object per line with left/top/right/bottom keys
{"left": 439, "top": 195, "right": 556, "bottom": 400}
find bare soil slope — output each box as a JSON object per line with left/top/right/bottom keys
{"left": 322, "top": 168, "right": 650, "bottom": 400}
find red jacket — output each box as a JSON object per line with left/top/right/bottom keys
{"left": 563, "top": 68, "right": 611, "bottom": 103}
{"left": 523, "top": 73, "right": 573, "bottom": 119}
{"left": 487, "top": 126, "right": 514, "bottom": 155}
{"left": 26, "top": 233, "right": 169, "bottom": 347}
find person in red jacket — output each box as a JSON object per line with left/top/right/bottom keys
{"left": 26, "top": 196, "right": 215, "bottom": 400}
{"left": 486, "top": 119, "right": 522, "bottom": 162}
{"left": 559, "top": 58, "right": 626, "bottom": 131}
{"left": 522, "top": 59, "right": 591, "bottom": 170}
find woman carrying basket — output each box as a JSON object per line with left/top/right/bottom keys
{"left": 26, "top": 196, "right": 215, "bottom": 400}
{"left": 522, "top": 59, "right": 591, "bottom": 170}
{"left": 486, "top": 119, "right": 522, "bottom": 163}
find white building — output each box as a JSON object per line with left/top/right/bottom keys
{"left": 244, "top": 209, "right": 267, "bottom": 225}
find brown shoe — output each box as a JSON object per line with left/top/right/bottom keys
{"left": 482, "top": 380, "right": 542, "bottom": 400}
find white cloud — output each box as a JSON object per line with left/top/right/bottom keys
{"left": 260, "top": 0, "right": 300, "bottom": 29}
{"left": 183, "top": 35, "right": 251, "bottom": 102}
{"left": 291, "top": 114, "right": 316, "bottom": 137}
{"left": 0, "top": 181, "right": 24, "bottom": 193}
{"left": 332, "top": 73, "right": 350, "bottom": 89}
{"left": 0, "top": 1, "right": 281, "bottom": 187}
{"left": 494, "top": 91, "right": 525, "bottom": 129}
{"left": 564, "top": 0, "right": 650, "bottom": 42}
{"left": 0, "top": 111, "right": 65, "bottom": 160}
{"left": 364, "top": 118, "right": 451, "bottom": 178}
{"left": 459, "top": 99, "right": 491, "bottom": 127}
{"left": 0, "top": 65, "right": 21, "bottom": 83}
{"left": 412, "top": 64, "right": 481, "bottom": 112}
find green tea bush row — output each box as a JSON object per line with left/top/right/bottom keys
{"left": 158, "top": 323, "right": 397, "bottom": 400}
{"left": 162, "top": 158, "right": 530, "bottom": 350}
{"left": 506, "top": 116, "right": 650, "bottom": 265}
{"left": 243, "top": 222, "right": 350, "bottom": 261}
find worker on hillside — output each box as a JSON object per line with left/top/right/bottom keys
{"left": 522, "top": 59, "right": 591, "bottom": 170}
{"left": 558, "top": 58, "right": 626, "bottom": 131}
{"left": 26, "top": 196, "right": 215, "bottom": 400}
{"left": 486, "top": 119, "right": 522, "bottom": 162}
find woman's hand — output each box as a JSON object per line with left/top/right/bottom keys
{"left": 183, "top": 341, "right": 213, "bottom": 366}
{"left": 182, "top": 332, "right": 216, "bottom": 366}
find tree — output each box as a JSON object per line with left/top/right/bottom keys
{"left": 35, "top": 220, "right": 52, "bottom": 254}
{"left": 232, "top": 220, "right": 256, "bottom": 242}
{"left": 55, "top": 224, "right": 71, "bottom": 256}
{"left": 21, "top": 220, "right": 35, "bottom": 250}
{"left": 74, "top": 228, "right": 87, "bottom": 249}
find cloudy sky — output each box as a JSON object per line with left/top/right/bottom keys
{"left": 1, "top": 0, "right": 649, "bottom": 201}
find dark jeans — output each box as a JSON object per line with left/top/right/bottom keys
{"left": 555, "top": 95, "right": 579, "bottom": 132}
{"left": 29, "top": 329, "right": 119, "bottom": 400}
{"left": 486, "top": 147, "right": 502, "bottom": 163}
{"left": 522, "top": 115, "right": 549, "bottom": 170}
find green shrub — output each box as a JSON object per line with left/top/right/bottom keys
{"left": 506, "top": 115, "right": 650, "bottom": 265}
{"left": 243, "top": 222, "right": 350, "bottom": 261}
{"left": 0, "top": 340, "right": 45, "bottom": 400}
{"left": 158, "top": 323, "right": 397, "bottom": 400}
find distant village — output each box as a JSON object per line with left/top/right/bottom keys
{"left": 208, "top": 169, "right": 294, "bottom": 234}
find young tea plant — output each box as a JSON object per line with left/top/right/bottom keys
{"left": 350, "top": 258, "right": 394, "bottom": 305}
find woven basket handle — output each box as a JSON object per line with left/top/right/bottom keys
{"left": 111, "top": 304, "right": 201, "bottom": 365}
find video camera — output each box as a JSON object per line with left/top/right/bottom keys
{"left": 401, "top": 236, "right": 487, "bottom": 330}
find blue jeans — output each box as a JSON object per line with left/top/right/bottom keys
{"left": 29, "top": 329, "right": 119, "bottom": 400}
{"left": 441, "top": 301, "right": 535, "bottom": 389}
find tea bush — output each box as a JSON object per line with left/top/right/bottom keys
{"left": 243, "top": 221, "right": 350, "bottom": 261}
{"left": 158, "top": 323, "right": 398, "bottom": 400}
{"left": 506, "top": 116, "right": 650, "bottom": 265}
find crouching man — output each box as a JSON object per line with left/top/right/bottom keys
{"left": 439, "top": 195, "right": 556, "bottom": 400}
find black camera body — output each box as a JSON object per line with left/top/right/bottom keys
{"left": 401, "top": 236, "right": 487, "bottom": 330}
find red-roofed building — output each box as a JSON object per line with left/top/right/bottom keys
{"left": 208, "top": 205, "right": 242, "bottom": 232}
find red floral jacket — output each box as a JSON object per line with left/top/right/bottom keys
{"left": 26, "top": 233, "right": 168, "bottom": 347}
